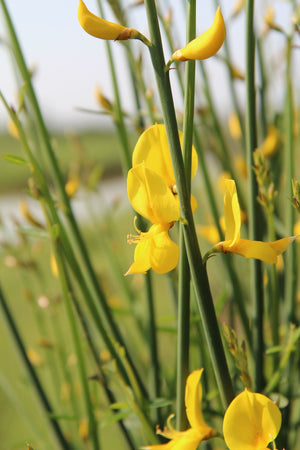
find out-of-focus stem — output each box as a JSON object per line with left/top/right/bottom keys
{"left": 245, "top": 0, "right": 264, "bottom": 391}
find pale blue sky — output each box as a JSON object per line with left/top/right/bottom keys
{"left": 0, "top": 0, "right": 297, "bottom": 131}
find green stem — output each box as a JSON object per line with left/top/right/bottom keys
{"left": 96, "top": 0, "right": 132, "bottom": 172}
{"left": 212, "top": 0, "right": 246, "bottom": 147}
{"left": 145, "top": 273, "right": 162, "bottom": 425}
{"left": 245, "top": 0, "right": 264, "bottom": 391}
{"left": 176, "top": 0, "right": 196, "bottom": 429}
{"left": 284, "top": 37, "right": 296, "bottom": 323}
{"left": 159, "top": 3, "right": 252, "bottom": 350}
{"left": 144, "top": 0, "right": 234, "bottom": 409}
{"left": 0, "top": 284, "right": 71, "bottom": 449}
{"left": 1, "top": 0, "right": 136, "bottom": 378}
{"left": 0, "top": 93, "right": 148, "bottom": 403}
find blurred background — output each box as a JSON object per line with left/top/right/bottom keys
{"left": 0, "top": 1, "right": 299, "bottom": 448}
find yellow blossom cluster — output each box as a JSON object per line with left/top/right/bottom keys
{"left": 142, "top": 369, "right": 282, "bottom": 449}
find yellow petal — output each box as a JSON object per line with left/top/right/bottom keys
{"left": 126, "top": 224, "right": 179, "bottom": 275}
{"left": 185, "top": 370, "right": 214, "bottom": 439}
{"left": 269, "top": 236, "right": 297, "bottom": 254}
{"left": 126, "top": 237, "right": 152, "bottom": 275}
{"left": 141, "top": 428, "right": 205, "bottom": 450}
{"left": 132, "top": 124, "right": 198, "bottom": 188}
{"left": 223, "top": 179, "right": 241, "bottom": 245}
{"left": 171, "top": 7, "right": 225, "bottom": 61}
{"left": 150, "top": 226, "right": 179, "bottom": 274}
{"left": 257, "top": 125, "right": 280, "bottom": 158}
{"left": 78, "top": 0, "right": 127, "bottom": 40}
{"left": 127, "top": 164, "right": 180, "bottom": 225}
{"left": 223, "top": 389, "right": 281, "bottom": 450}
{"left": 230, "top": 237, "right": 296, "bottom": 264}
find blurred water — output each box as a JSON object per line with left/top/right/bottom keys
{"left": 0, "top": 177, "right": 127, "bottom": 242}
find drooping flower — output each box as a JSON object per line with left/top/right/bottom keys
{"left": 132, "top": 124, "right": 198, "bottom": 211}
{"left": 126, "top": 163, "right": 180, "bottom": 275}
{"left": 223, "top": 389, "right": 281, "bottom": 450}
{"left": 78, "top": 0, "right": 150, "bottom": 44}
{"left": 141, "top": 369, "right": 215, "bottom": 449}
{"left": 213, "top": 179, "right": 295, "bottom": 264}
{"left": 166, "top": 7, "right": 225, "bottom": 67}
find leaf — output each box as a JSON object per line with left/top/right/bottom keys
{"left": 19, "top": 227, "right": 49, "bottom": 240}
{"left": 101, "top": 410, "right": 132, "bottom": 428}
{"left": 1, "top": 154, "right": 28, "bottom": 166}
{"left": 149, "top": 398, "right": 173, "bottom": 409}
{"left": 110, "top": 402, "right": 130, "bottom": 410}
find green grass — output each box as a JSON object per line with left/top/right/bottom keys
{"left": 0, "top": 130, "right": 136, "bottom": 194}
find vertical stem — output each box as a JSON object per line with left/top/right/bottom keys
{"left": 245, "top": 0, "right": 264, "bottom": 390}
{"left": 176, "top": 0, "right": 195, "bottom": 430}
{"left": 144, "top": 0, "right": 234, "bottom": 409}
{"left": 284, "top": 38, "right": 296, "bottom": 323}
{"left": 145, "top": 273, "right": 162, "bottom": 425}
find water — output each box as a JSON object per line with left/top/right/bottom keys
{"left": 0, "top": 177, "right": 127, "bottom": 243}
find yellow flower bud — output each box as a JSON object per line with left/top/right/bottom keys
{"left": 167, "top": 7, "right": 225, "bottom": 67}
{"left": 78, "top": 0, "right": 150, "bottom": 44}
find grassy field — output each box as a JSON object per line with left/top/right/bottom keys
{"left": 0, "top": 130, "right": 135, "bottom": 194}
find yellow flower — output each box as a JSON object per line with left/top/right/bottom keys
{"left": 78, "top": 0, "right": 149, "bottom": 43}
{"left": 214, "top": 179, "right": 295, "bottom": 264}
{"left": 132, "top": 124, "right": 198, "bottom": 211}
{"left": 228, "top": 112, "right": 241, "bottom": 140}
{"left": 126, "top": 163, "right": 180, "bottom": 275}
{"left": 167, "top": 7, "right": 225, "bottom": 67}
{"left": 141, "top": 369, "right": 215, "bottom": 449}
{"left": 223, "top": 389, "right": 281, "bottom": 450}
{"left": 257, "top": 125, "right": 280, "bottom": 158}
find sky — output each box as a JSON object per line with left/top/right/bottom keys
{"left": 0, "top": 0, "right": 298, "bottom": 131}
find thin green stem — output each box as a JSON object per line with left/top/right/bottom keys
{"left": 144, "top": 0, "right": 234, "bottom": 409}
{"left": 284, "top": 38, "right": 296, "bottom": 323}
{"left": 0, "top": 284, "right": 71, "bottom": 449}
{"left": 245, "top": 0, "right": 264, "bottom": 391}
{"left": 0, "top": 93, "right": 148, "bottom": 403}
{"left": 145, "top": 273, "right": 162, "bottom": 425}
{"left": 176, "top": 0, "right": 195, "bottom": 430}
{"left": 45, "top": 234, "right": 100, "bottom": 450}
{"left": 1, "top": 0, "right": 137, "bottom": 380}
{"left": 96, "top": 0, "right": 132, "bottom": 172}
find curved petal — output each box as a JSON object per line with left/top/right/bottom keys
{"left": 185, "top": 370, "right": 213, "bottom": 439}
{"left": 223, "top": 179, "right": 241, "bottom": 244}
{"left": 269, "top": 236, "right": 296, "bottom": 255}
{"left": 126, "top": 225, "right": 179, "bottom": 275}
{"left": 125, "top": 238, "right": 151, "bottom": 275}
{"left": 150, "top": 227, "right": 179, "bottom": 274}
{"left": 223, "top": 389, "right": 281, "bottom": 450}
{"left": 141, "top": 428, "right": 204, "bottom": 450}
{"left": 127, "top": 164, "right": 180, "bottom": 225}
{"left": 132, "top": 124, "right": 198, "bottom": 187}
{"left": 231, "top": 239, "right": 278, "bottom": 264}
{"left": 78, "top": 0, "right": 125, "bottom": 40}
{"left": 171, "top": 7, "right": 225, "bottom": 61}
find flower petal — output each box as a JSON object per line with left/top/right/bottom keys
{"left": 126, "top": 224, "right": 179, "bottom": 275}
{"left": 127, "top": 164, "right": 180, "bottom": 225}
{"left": 149, "top": 227, "right": 179, "bottom": 274}
{"left": 171, "top": 7, "right": 225, "bottom": 61}
{"left": 78, "top": 0, "right": 125, "bottom": 40}
{"left": 223, "top": 179, "right": 241, "bottom": 244}
{"left": 223, "top": 389, "right": 281, "bottom": 450}
{"left": 185, "top": 370, "right": 213, "bottom": 438}
{"left": 132, "top": 124, "right": 198, "bottom": 187}
{"left": 125, "top": 238, "right": 152, "bottom": 275}
{"left": 141, "top": 428, "right": 204, "bottom": 450}
{"left": 230, "top": 236, "right": 296, "bottom": 264}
